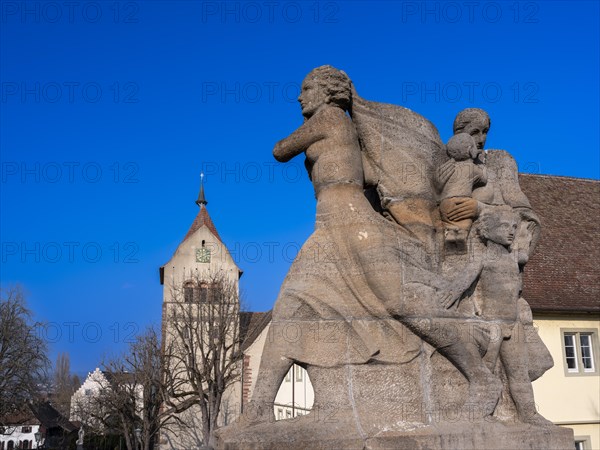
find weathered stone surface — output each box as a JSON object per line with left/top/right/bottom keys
{"left": 215, "top": 66, "right": 568, "bottom": 449}
{"left": 218, "top": 406, "right": 574, "bottom": 450}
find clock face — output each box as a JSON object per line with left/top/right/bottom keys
{"left": 196, "top": 248, "right": 211, "bottom": 263}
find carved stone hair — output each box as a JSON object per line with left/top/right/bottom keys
{"left": 305, "top": 65, "right": 352, "bottom": 111}
{"left": 446, "top": 133, "right": 476, "bottom": 161}
{"left": 453, "top": 108, "right": 491, "bottom": 134}
{"left": 475, "top": 205, "right": 518, "bottom": 241}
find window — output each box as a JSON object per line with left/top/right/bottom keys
{"left": 198, "top": 284, "right": 213, "bottom": 303}
{"left": 562, "top": 329, "right": 598, "bottom": 375}
{"left": 277, "top": 408, "right": 284, "bottom": 420}
{"left": 286, "top": 410, "right": 292, "bottom": 419}
{"left": 85, "top": 389, "right": 92, "bottom": 395}
{"left": 183, "top": 282, "right": 214, "bottom": 303}
{"left": 21, "top": 426, "right": 31, "bottom": 433}
{"left": 574, "top": 436, "right": 591, "bottom": 450}
{"left": 184, "top": 285, "right": 194, "bottom": 303}
{"left": 296, "top": 366, "right": 303, "bottom": 382}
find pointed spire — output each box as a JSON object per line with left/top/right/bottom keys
{"left": 184, "top": 172, "right": 221, "bottom": 243}
{"left": 196, "top": 172, "right": 207, "bottom": 207}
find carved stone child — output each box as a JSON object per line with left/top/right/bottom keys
{"left": 439, "top": 133, "right": 487, "bottom": 244}
{"left": 473, "top": 206, "right": 551, "bottom": 425}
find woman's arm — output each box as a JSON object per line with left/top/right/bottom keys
{"left": 273, "top": 114, "right": 327, "bottom": 162}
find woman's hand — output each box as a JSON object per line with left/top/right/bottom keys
{"left": 446, "top": 198, "right": 479, "bottom": 222}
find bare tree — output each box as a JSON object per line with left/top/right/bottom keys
{"left": 70, "top": 367, "right": 138, "bottom": 450}
{"left": 71, "top": 326, "right": 179, "bottom": 450}
{"left": 53, "top": 352, "right": 80, "bottom": 416}
{"left": 163, "top": 270, "right": 244, "bottom": 447}
{"left": 0, "top": 285, "right": 49, "bottom": 424}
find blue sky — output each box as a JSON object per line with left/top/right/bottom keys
{"left": 1, "top": 0, "right": 599, "bottom": 374}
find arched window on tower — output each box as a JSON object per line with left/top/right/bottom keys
{"left": 198, "top": 282, "right": 214, "bottom": 304}
{"left": 183, "top": 280, "right": 215, "bottom": 304}
{"left": 184, "top": 280, "right": 195, "bottom": 303}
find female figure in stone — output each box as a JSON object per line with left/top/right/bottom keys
{"left": 239, "top": 67, "right": 501, "bottom": 427}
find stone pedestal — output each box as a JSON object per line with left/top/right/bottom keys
{"left": 217, "top": 420, "right": 574, "bottom": 450}
{"left": 216, "top": 354, "right": 574, "bottom": 449}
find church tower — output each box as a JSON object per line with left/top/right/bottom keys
{"left": 159, "top": 174, "right": 242, "bottom": 301}
{"left": 158, "top": 175, "right": 243, "bottom": 449}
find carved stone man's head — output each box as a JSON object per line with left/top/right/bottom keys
{"left": 299, "top": 65, "right": 351, "bottom": 118}
{"left": 453, "top": 108, "right": 491, "bottom": 151}
{"left": 476, "top": 205, "right": 519, "bottom": 247}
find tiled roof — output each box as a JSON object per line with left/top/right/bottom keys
{"left": 102, "top": 371, "right": 137, "bottom": 387}
{"left": 182, "top": 205, "right": 222, "bottom": 243}
{"left": 28, "top": 402, "right": 77, "bottom": 432}
{"left": 240, "top": 311, "right": 272, "bottom": 351}
{"left": 0, "top": 410, "right": 40, "bottom": 426}
{"left": 520, "top": 174, "right": 600, "bottom": 313}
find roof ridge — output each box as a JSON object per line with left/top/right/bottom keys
{"left": 519, "top": 173, "right": 600, "bottom": 183}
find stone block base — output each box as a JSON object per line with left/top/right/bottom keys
{"left": 216, "top": 420, "right": 575, "bottom": 450}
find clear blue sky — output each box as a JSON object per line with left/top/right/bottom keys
{"left": 1, "top": 1, "right": 598, "bottom": 374}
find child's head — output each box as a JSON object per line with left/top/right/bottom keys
{"left": 446, "top": 133, "right": 479, "bottom": 161}
{"left": 476, "top": 205, "right": 519, "bottom": 247}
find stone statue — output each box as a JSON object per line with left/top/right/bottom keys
{"left": 216, "top": 67, "right": 573, "bottom": 449}
{"left": 439, "top": 133, "right": 487, "bottom": 246}
{"left": 443, "top": 108, "right": 553, "bottom": 381}
{"left": 76, "top": 426, "right": 84, "bottom": 449}
{"left": 446, "top": 205, "right": 552, "bottom": 425}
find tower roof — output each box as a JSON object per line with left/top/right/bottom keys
{"left": 183, "top": 174, "right": 221, "bottom": 242}
{"left": 182, "top": 204, "right": 222, "bottom": 243}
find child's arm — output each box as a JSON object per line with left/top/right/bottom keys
{"left": 435, "top": 159, "right": 455, "bottom": 192}
{"left": 438, "top": 258, "right": 484, "bottom": 309}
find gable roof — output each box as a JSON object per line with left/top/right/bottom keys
{"left": 520, "top": 174, "right": 600, "bottom": 314}
{"left": 182, "top": 205, "right": 222, "bottom": 244}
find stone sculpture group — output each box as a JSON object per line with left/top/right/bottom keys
{"left": 217, "top": 66, "right": 574, "bottom": 449}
